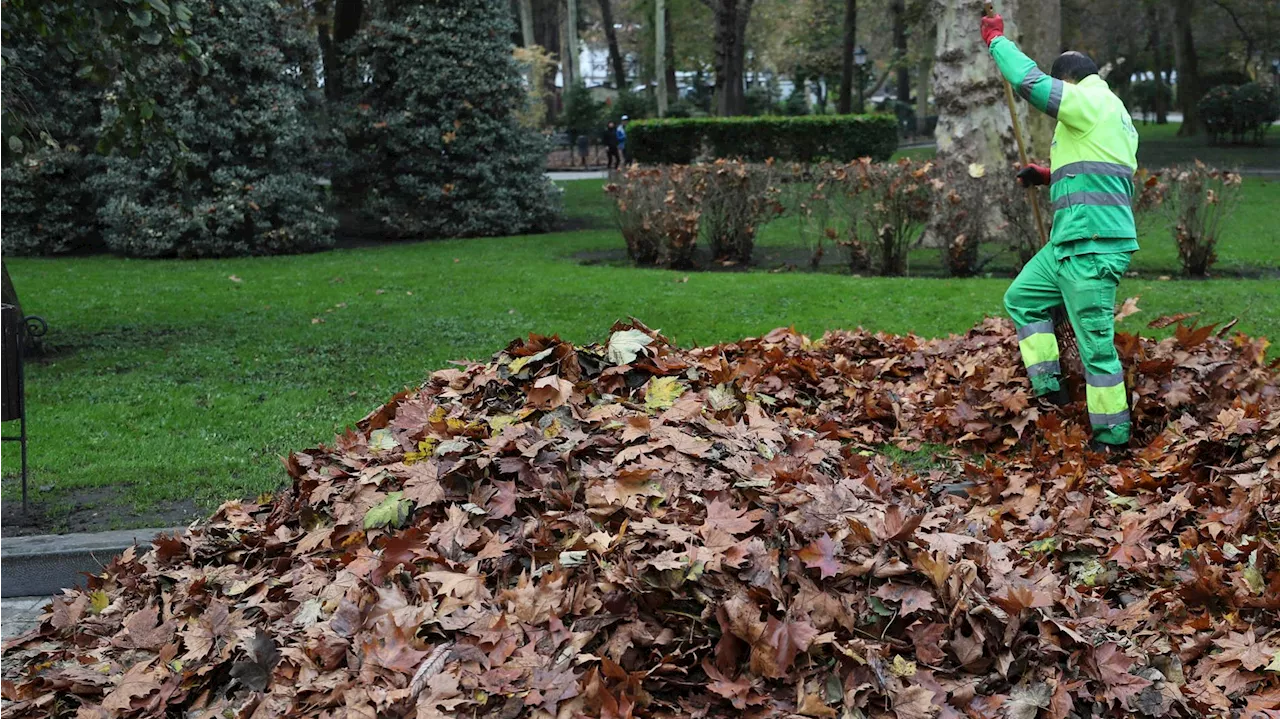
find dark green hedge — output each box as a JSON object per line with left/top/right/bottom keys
{"left": 628, "top": 115, "right": 898, "bottom": 164}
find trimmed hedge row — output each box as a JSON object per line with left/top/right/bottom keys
{"left": 628, "top": 114, "right": 899, "bottom": 164}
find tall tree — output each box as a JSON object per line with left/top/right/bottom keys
{"left": 923, "top": 0, "right": 1027, "bottom": 248}
{"left": 1173, "top": 0, "right": 1201, "bottom": 135}
{"left": 701, "top": 0, "right": 756, "bottom": 115}
{"left": 656, "top": 0, "right": 669, "bottom": 115}
{"left": 1147, "top": 1, "right": 1170, "bottom": 124}
{"left": 664, "top": 4, "right": 678, "bottom": 103}
{"left": 565, "top": 0, "right": 579, "bottom": 88}
{"left": 838, "top": 0, "right": 857, "bottom": 113}
{"left": 1016, "top": 0, "right": 1059, "bottom": 159}
{"left": 892, "top": 0, "right": 910, "bottom": 102}
{"left": 597, "top": 0, "right": 628, "bottom": 88}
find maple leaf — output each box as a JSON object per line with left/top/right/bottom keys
{"left": 606, "top": 329, "right": 654, "bottom": 365}
{"left": 701, "top": 660, "right": 764, "bottom": 710}
{"left": 1004, "top": 682, "right": 1052, "bottom": 719}
{"left": 750, "top": 616, "right": 817, "bottom": 678}
{"left": 1215, "top": 630, "right": 1277, "bottom": 671}
{"left": 644, "top": 376, "right": 688, "bottom": 410}
{"left": 364, "top": 491, "right": 412, "bottom": 530}
{"left": 874, "top": 583, "right": 937, "bottom": 616}
{"left": 527, "top": 374, "right": 574, "bottom": 409}
{"left": 360, "top": 618, "right": 429, "bottom": 674}
{"left": 113, "top": 605, "right": 174, "bottom": 651}
{"left": 424, "top": 570, "right": 486, "bottom": 600}
{"left": 991, "top": 581, "right": 1055, "bottom": 614}
{"left": 796, "top": 534, "right": 844, "bottom": 579}
{"left": 1114, "top": 296, "right": 1142, "bottom": 322}
{"left": 1105, "top": 515, "right": 1152, "bottom": 569}
{"left": 891, "top": 685, "right": 938, "bottom": 719}
{"left": 1089, "top": 643, "right": 1152, "bottom": 708}
{"left": 230, "top": 630, "right": 281, "bottom": 691}
{"left": 100, "top": 661, "right": 161, "bottom": 713}
{"left": 700, "top": 497, "right": 763, "bottom": 537}
{"left": 908, "top": 621, "right": 948, "bottom": 665}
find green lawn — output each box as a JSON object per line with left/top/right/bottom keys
{"left": 1133, "top": 121, "right": 1280, "bottom": 171}
{"left": 3, "top": 173, "right": 1278, "bottom": 531}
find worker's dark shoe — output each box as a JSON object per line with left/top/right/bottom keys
{"left": 1037, "top": 387, "right": 1071, "bottom": 408}
{"left": 1089, "top": 439, "right": 1128, "bottom": 458}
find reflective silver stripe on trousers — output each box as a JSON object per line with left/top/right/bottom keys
{"left": 1052, "top": 192, "right": 1132, "bottom": 212}
{"left": 1027, "top": 360, "right": 1061, "bottom": 378}
{"left": 1016, "top": 320, "right": 1055, "bottom": 341}
{"left": 1051, "top": 161, "right": 1134, "bottom": 184}
{"left": 1089, "top": 410, "right": 1131, "bottom": 427}
{"left": 1086, "top": 372, "right": 1125, "bottom": 387}
{"left": 1019, "top": 68, "right": 1045, "bottom": 100}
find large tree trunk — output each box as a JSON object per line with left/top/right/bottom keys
{"left": 597, "top": 0, "right": 626, "bottom": 89}
{"left": 922, "top": 0, "right": 1027, "bottom": 249}
{"left": 534, "top": 0, "right": 562, "bottom": 119}
{"left": 565, "top": 0, "right": 579, "bottom": 88}
{"left": 316, "top": 0, "right": 338, "bottom": 101}
{"left": 1015, "top": 0, "right": 1058, "bottom": 160}
{"left": 664, "top": 5, "right": 677, "bottom": 103}
{"left": 706, "top": 0, "right": 754, "bottom": 116}
{"left": 1173, "top": 0, "right": 1200, "bottom": 136}
{"left": 892, "top": 0, "right": 910, "bottom": 103}
{"left": 656, "top": 0, "right": 667, "bottom": 116}
{"left": 838, "top": 0, "right": 857, "bottom": 114}
{"left": 1147, "top": 3, "right": 1169, "bottom": 125}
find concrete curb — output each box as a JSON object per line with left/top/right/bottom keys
{"left": 1, "top": 526, "right": 186, "bottom": 598}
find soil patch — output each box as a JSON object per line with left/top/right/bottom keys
{"left": 0, "top": 485, "right": 202, "bottom": 537}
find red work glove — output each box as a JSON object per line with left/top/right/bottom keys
{"left": 1016, "top": 164, "right": 1051, "bottom": 187}
{"left": 981, "top": 14, "right": 1005, "bottom": 47}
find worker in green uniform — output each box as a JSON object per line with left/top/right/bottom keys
{"left": 981, "top": 13, "right": 1139, "bottom": 452}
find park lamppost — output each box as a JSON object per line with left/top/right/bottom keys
{"left": 854, "top": 46, "right": 868, "bottom": 113}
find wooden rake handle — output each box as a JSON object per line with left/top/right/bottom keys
{"left": 983, "top": 1, "right": 1048, "bottom": 247}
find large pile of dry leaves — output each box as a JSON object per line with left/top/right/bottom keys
{"left": 4, "top": 315, "right": 1279, "bottom": 719}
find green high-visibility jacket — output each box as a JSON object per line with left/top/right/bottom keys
{"left": 989, "top": 36, "right": 1140, "bottom": 259}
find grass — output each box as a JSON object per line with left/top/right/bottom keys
{"left": 1133, "top": 121, "right": 1279, "bottom": 171}
{"left": 4, "top": 166, "right": 1279, "bottom": 531}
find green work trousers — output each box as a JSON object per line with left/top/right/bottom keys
{"left": 1004, "top": 247, "right": 1132, "bottom": 445}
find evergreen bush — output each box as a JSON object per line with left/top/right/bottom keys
{"left": 1, "top": 28, "right": 106, "bottom": 255}
{"left": 337, "top": 0, "right": 559, "bottom": 240}
{"left": 94, "top": 0, "right": 334, "bottom": 258}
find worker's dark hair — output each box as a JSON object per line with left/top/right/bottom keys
{"left": 1051, "top": 51, "right": 1099, "bottom": 82}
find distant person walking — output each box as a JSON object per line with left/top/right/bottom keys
{"left": 617, "top": 115, "right": 630, "bottom": 166}
{"left": 576, "top": 132, "right": 589, "bottom": 167}
{"left": 605, "top": 121, "right": 621, "bottom": 170}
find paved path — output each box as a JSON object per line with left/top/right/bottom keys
{"left": 2, "top": 596, "right": 47, "bottom": 642}
{"left": 547, "top": 170, "right": 609, "bottom": 181}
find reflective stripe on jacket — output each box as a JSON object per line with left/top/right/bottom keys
{"left": 989, "top": 36, "right": 1140, "bottom": 259}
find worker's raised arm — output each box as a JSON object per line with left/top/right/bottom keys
{"left": 982, "top": 18, "right": 1091, "bottom": 130}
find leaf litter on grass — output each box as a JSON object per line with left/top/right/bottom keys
{"left": 2, "top": 312, "right": 1278, "bottom": 719}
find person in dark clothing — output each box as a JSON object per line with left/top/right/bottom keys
{"left": 604, "top": 121, "right": 620, "bottom": 170}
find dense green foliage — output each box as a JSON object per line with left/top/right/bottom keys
{"left": 628, "top": 114, "right": 899, "bottom": 164}
{"left": 1, "top": 26, "right": 106, "bottom": 255}
{"left": 1199, "top": 83, "right": 1280, "bottom": 146}
{"left": 1, "top": 0, "right": 202, "bottom": 157}
{"left": 337, "top": 0, "right": 559, "bottom": 240}
{"left": 562, "top": 81, "right": 602, "bottom": 145}
{"left": 93, "top": 0, "right": 334, "bottom": 258}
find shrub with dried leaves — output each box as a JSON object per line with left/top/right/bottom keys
{"left": 4, "top": 308, "right": 1278, "bottom": 719}
{"left": 1140, "top": 162, "right": 1243, "bottom": 277}
{"left": 605, "top": 166, "right": 704, "bottom": 269}
{"left": 699, "top": 160, "right": 785, "bottom": 266}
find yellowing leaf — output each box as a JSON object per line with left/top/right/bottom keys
{"left": 707, "top": 384, "right": 740, "bottom": 412}
{"left": 509, "top": 347, "right": 553, "bottom": 374}
{"left": 1266, "top": 651, "right": 1280, "bottom": 672}
{"left": 368, "top": 428, "right": 397, "bottom": 452}
{"left": 645, "top": 376, "right": 687, "bottom": 411}
{"left": 90, "top": 590, "right": 110, "bottom": 615}
{"left": 890, "top": 655, "right": 917, "bottom": 677}
{"left": 364, "top": 492, "right": 412, "bottom": 530}
{"left": 606, "top": 329, "right": 654, "bottom": 366}
{"left": 968, "top": 162, "right": 986, "bottom": 178}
